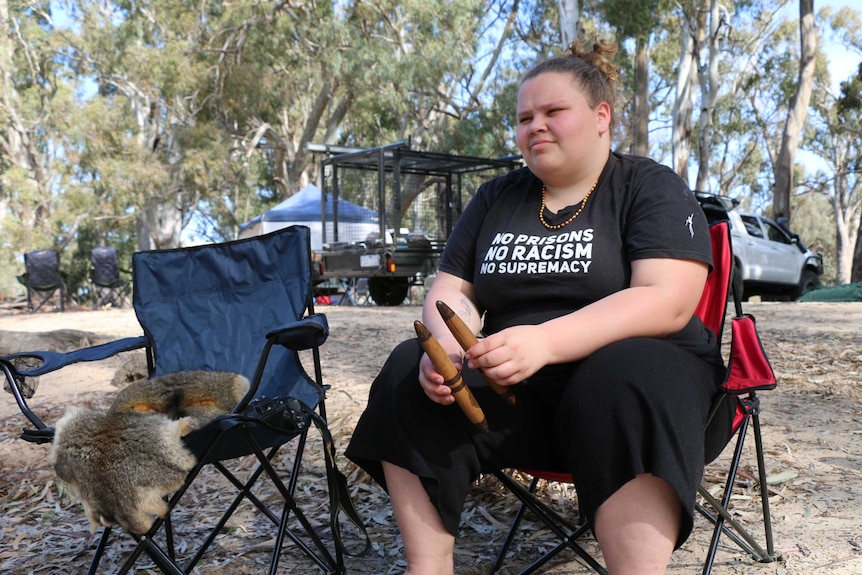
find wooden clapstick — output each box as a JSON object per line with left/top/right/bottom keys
{"left": 435, "top": 301, "right": 516, "bottom": 405}
{"left": 414, "top": 320, "right": 489, "bottom": 433}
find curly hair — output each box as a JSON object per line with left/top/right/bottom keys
{"left": 522, "top": 39, "right": 621, "bottom": 130}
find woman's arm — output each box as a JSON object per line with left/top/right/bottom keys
{"left": 422, "top": 272, "right": 481, "bottom": 339}
{"left": 465, "top": 258, "right": 708, "bottom": 386}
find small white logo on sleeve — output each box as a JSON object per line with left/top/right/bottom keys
{"left": 685, "top": 213, "right": 694, "bottom": 238}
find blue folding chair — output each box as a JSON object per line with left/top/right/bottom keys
{"left": 90, "top": 246, "right": 132, "bottom": 309}
{"left": 17, "top": 248, "right": 67, "bottom": 312}
{"left": 2, "top": 225, "right": 367, "bottom": 574}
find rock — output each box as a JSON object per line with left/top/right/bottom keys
{"left": 111, "top": 351, "right": 149, "bottom": 389}
{"left": 0, "top": 329, "right": 111, "bottom": 356}
{"left": 1, "top": 329, "right": 113, "bottom": 399}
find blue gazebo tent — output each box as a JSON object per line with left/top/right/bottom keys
{"left": 239, "top": 184, "right": 379, "bottom": 251}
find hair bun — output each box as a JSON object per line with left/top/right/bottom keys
{"left": 569, "top": 39, "right": 620, "bottom": 84}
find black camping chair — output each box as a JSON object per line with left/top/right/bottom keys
{"left": 1, "top": 225, "right": 368, "bottom": 574}
{"left": 89, "top": 246, "right": 132, "bottom": 309}
{"left": 17, "top": 249, "right": 67, "bottom": 312}
{"left": 490, "top": 220, "right": 779, "bottom": 575}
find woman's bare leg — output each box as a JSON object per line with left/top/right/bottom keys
{"left": 593, "top": 473, "right": 681, "bottom": 575}
{"left": 382, "top": 461, "right": 455, "bottom": 575}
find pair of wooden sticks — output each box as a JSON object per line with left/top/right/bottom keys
{"left": 413, "top": 301, "right": 516, "bottom": 433}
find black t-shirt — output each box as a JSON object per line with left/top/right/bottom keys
{"left": 439, "top": 152, "right": 714, "bottom": 346}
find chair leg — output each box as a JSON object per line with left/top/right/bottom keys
{"left": 241, "top": 432, "right": 339, "bottom": 574}
{"left": 751, "top": 412, "right": 776, "bottom": 560}
{"left": 88, "top": 526, "right": 113, "bottom": 575}
{"left": 188, "top": 428, "right": 338, "bottom": 574}
{"left": 699, "top": 412, "right": 779, "bottom": 575}
{"left": 492, "top": 471, "right": 608, "bottom": 575}
{"left": 491, "top": 476, "right": 539, "bottom": 573}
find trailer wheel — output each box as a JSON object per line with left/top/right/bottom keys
{"left": 369, "top": 277, "right": 410, "bottom": 306}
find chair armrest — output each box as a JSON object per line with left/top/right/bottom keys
{"left": 2, "top": 335, "right": 149, "bottom": 442}
{"left": 2, "top": 335, "right": 149, "bottom": 378}
{"left": 265, "top": 314, "right": 329, "bottom": 350}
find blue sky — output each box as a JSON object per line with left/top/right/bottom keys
{"left": 810, "top": 0, "right": 862, "bottom": 88}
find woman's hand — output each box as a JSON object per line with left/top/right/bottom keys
{"left": 464, "top": 324, "right": 551, "bottom": 386}
{"left": 418, "top": 271, "right": 482, "bottom": 405}
{"left": 418, "top": 334, "right": 463, "bottom": 405}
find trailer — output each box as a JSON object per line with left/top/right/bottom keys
{"left": 315, "top": 142, "right": 521, "bottom": 306}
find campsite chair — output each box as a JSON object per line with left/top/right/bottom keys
{"left": 17, "top": 248, "right": 67, "bottom": 312}
{"left": 490, "top": 220, "right": 778, "bottom": 575}
{"left": 89, "top": 246, "right": 132, "bottom": 309}
{"left": 339, "top": 277, "right": 372, "bottom": 306}
{"left": 1, "top": 225, "right": 368, "bottom": 575}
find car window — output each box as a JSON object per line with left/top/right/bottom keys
{"left": 740, "top": 215, "right": 764, "bottom": 238}
{"left": 764, "top": 221, "right": 791, "bottom": 244}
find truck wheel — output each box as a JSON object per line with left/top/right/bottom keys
{"left": 369, "top": 277, "right": 410, "bottom": 306}
{"left": 795, "top": 269, "right": 820, "bottom": 299}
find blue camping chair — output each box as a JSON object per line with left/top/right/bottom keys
{"left": 2, "top": 226, "right": 367, "bottom": 574}
{"left": 17, "top": 248, "right": 67, "bottom": 312}
{"left": 90, "top": 246, "right": 132, "bottom": 309}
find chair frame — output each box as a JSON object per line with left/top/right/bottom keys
{"left": 490, "top": 221, "right": 779, "bottom": 575}
{"left": 338, "top": 277, "right": 373, "bottom": 306}
{"left": 2, "top": 226, "right": 362, "bottom": 575}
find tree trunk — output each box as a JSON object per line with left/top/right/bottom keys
{"left": 852, "top": 223, "right": 862, "bottom": 283}
{"left": 695, "top": 0, "right": 719, "bottom": 192}
{"left": 0, "top": 0, "right": 51, "bottom": 229}
{"left": 773, "top": 0, "right": 817, "bottom": 223}
{"left": 672, "top": 14, "right": 696, "bottom": 180}
{"left": 139, "top": 199, "right": 183, "bottom": 251}
{"left": 633, "top": 36, "right": 650, "bottom": 156}
{"left": 557, "top": 0, "right": 582, "bottom": 47}
{"left": 0, "top": 0, "right": 12, "bottom": 235}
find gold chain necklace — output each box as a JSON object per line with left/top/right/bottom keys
{"left": 539, "top": 178, "right": 599, "bottom": 230}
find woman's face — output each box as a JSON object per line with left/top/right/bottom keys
{"left": 515, "top": 71, "right": 610, "bottom": 185}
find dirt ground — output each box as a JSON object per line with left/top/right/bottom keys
{"left": 1, "top": 301, "right": 861, "bottom": 574}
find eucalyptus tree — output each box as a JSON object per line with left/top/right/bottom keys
{"left": 844, "top": 70, "right": 862, "bottom": 282}
{"left": 0, "top": 0, "right": 76, "bottom": 257}
{"left": 801, "top": 6, "right": 862, "bottom": 284}
{"left": 648, "top": 0, "right": 823, "bottom": 209}
{"left": 800, "top": 80, "right": 861, "bottom": 285}
{"left": 193, "top": 0, "right": 527, "bottom": 239}
{"left": 692, "top": 0, "right": 728, "bottom": 192}
{"left": 668, "top": 0, "right": 699, "bottom": 178}
{"left": 558, "top": 0, "right": 584, "bottom": 46}
{"left": 662, "top": 0, "right": 733, "bottom": 185}
{"left": 709, "top": 3, "right": 801, "bottom": 201}
{"left": 3, "top": 0, "right": 532, "bottom": 257}
{"left": 595, "top": 0, "right": 661, "bottom": 156}
{"left": 60, "top": 0, "right": 232, "bottom": 250}
{"left": 772, "top": 0, "right": 816, "bottom": 223}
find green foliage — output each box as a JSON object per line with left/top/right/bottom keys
{"left": 791, "top": 193, "right": 838, "bottom": 284}
{"left": 838, "top": 62, "right": 862, "bottom": 115}
{"left": 597, "top": 0, "right": 660, "bottom": 41}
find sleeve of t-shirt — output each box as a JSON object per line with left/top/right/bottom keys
{"left": 624, "top": 164, "right": 713, "bottom": 267}
{"left": 437, "top": 181, "right": 496, "bottom": 283}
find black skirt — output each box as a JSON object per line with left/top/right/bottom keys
{"left": 345, "top": 336, "right": 733, "bottom": 547}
